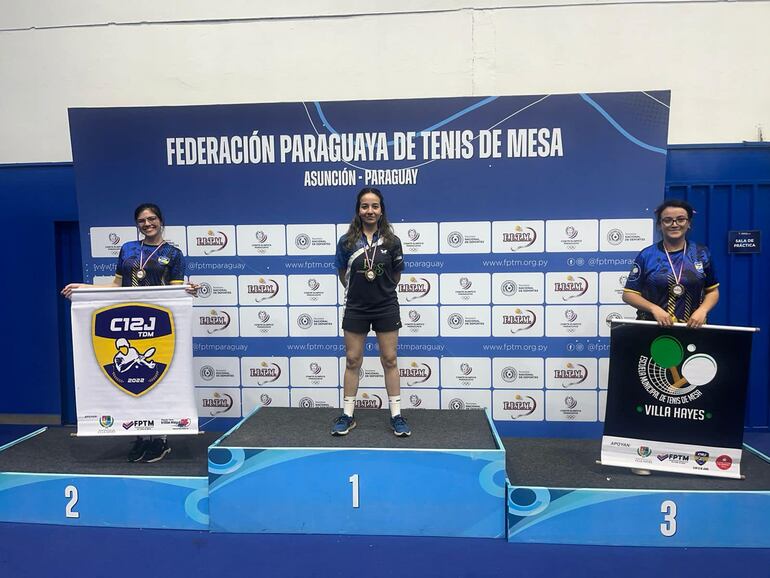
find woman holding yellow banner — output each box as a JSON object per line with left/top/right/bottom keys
{"left": 62, "top": 203, "right": 193, "bottom": 462}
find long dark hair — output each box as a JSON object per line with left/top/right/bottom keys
{"left": 344, "top": 188, "right": 396, "bottom": 250}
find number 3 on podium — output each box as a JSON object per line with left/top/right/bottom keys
{"left": 660, "top": 499, "right": 677, "bottom": 537}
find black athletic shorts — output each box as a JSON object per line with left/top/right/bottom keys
{"left": 342, "top": 314, "right": 402, "bottom": 334}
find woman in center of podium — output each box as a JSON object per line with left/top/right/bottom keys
{"left": 333, "top": 187, "right": 411, "bottom": 437}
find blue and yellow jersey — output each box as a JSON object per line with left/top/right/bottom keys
{"left": 624, "top": 241, "right": 718, "bottom": 322}
{"left": 115, "top": 241, "right": 185, "bottom": 287}
{"left": 335, "top": 231, "right": 404, "bottom": 318}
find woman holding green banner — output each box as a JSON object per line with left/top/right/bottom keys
{"left": 623, "top": 199, "right": 719, "bottom": 328}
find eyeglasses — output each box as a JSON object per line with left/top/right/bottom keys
{"left": 661, "top": 217, "right": 689, "bottom": 227}
{"left": 137, "top": 216, "right": 159, "bottom": 225}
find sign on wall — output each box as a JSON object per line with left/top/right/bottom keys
{"left": 69, "top": 91, "right": 670, "bottom": 435}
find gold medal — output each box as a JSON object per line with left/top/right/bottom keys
{"left": 137, "top": 240, "right": 165, "bottom": 284}
{"left": 362, "top": 234, "right": 379, "bottom": 282}
{"left": 664, "top": 241, "right": 687, "bottom": 299}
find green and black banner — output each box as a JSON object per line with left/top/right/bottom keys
{"left": 601, "top": 320, "right": 755, "bottom": 479}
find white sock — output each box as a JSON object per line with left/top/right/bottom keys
{"left": 389, "top": 396, "right": 401, "bottom": 418}
{"left": 343, "top": 396, "right": 356, "bottom": 417}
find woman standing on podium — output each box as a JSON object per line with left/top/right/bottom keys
{"left": 332, "top": 187, "right": 411, "bottom": 437}
{"left": 62, "top": 202, "right": 192, "bottom": 462}
{"left": 623, "top": 199, "right": 719, "bottom": 327}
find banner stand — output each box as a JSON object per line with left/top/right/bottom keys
{"left": 71, "top": 286, "right": 199, "bottom": 437}
{"left": 601, "top": 319, "right": 758, "bottom": 479}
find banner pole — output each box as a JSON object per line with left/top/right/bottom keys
{"left": 610, "top": 318, "right": 759, "bottom": 333}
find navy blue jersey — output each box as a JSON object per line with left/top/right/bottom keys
{"left": 624, "top": 241, "right": 718, "bottom": 322}
{"left": 115, "top": 241, "right": 185, "bottom": 287}
{"left": 335, "top": 232, "right": 404, "bottom": 318}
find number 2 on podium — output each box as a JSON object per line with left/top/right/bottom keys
{"left": 349, "top": 474, "right": 360, "bottom": 508}
{"left": 65, "top": 485, "right": 80, "bottom": 519}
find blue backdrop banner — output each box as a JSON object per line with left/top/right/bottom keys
{"left": 69, "top": 91, "right": 670, "bottom": 436}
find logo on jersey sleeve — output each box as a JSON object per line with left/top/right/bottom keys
{"left": 92, "top": 303, "right": 175, "bottom": 397}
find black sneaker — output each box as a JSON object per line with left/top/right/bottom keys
{"left": 143, "top": 438, "right": 171, "bottom": 463}
{"left": 127, "top": 437, "right": 148, "bottom": 462}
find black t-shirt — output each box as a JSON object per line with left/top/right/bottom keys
{"left": 335, "top": 232, "right": 404, "bottom": 318}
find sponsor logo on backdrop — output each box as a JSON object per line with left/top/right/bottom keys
{"left": 565, "top": 226, "right": 578, "bottom": 239}
{"left": 356, "top": 393, "right": 383, "bottom": 409}
{"left": 298, "top": 314, "right": 313, "bottom": 329}
{"left": 249, "top": 361, "right": 282, "bottom": 384}
{"left": 197, "top": 230, "right": 229, "bottom": 255}
{"left": 501, "top": 280, "right": 518, "bottom": 296}
{"left": 400, "top": 361, "right": 432, "bottom": 385}
{"left": 297, "top": 396, "right": 334, "bottom": 408}
{"left": 399, "top": 276, "right": 432, "bottom": 302}
{"left": 409, "top": 394, "right": 422, "bottom": 407}
{"left": 694, "top": 451, "right": 710, "bottom": 466}
{"left": 159, "top": 417, "right": 191, "bottom": 430}
{"left": 197, "top": 282, "right": 213, "bottom": 299}
{"left": 295, "top": 234, "right": 311, "bottom": 250}
{"left": 605, "top": 311, "right": 623, "bottom": 327}
{"left": 561, "top": 396, "right": 580, "bottom": 420}
{"left": 448, "top": 398, "right": 465, "bottom": 410}
{"left": 447, "top": 313, "right": 464, "bottom": 329}
{"left": 553, "top": 362, "right": 588, "bottom": 387}
{"left": 553, "top": 275, "right": 589, "bottom": 301}
{"left": 260, "top": 393, "right": 273, "bottom": 406}
{"left": 637, "top": 335, "right": 718, "bottom": 406}
{"left": 104, "top": 231, "right": 122, "bottom": 253}
{"left": 246, "top": 309, "right": 279, "bottom": 334}
{"left": 122, "top": 419, "right": 154, "bottom": 431}
{"left": 201, "top": 309, "right": 231, "bottom": 334}
{"left": 716, "top": 455, "right": 733, "bottom": 470}
{"left": 92, "top": 303, "right": 175, "bottom": 397}
{"left": 503, "top": 395, "right": 538, "bottom": 420}
{"left": 99, "top": 415, "right": 114, "bottom": 428}
{"left": 247, "top": 278, "right": 280, "bottom": 302}
{"left": 249, "top": 231, "right": 273, "bottom": 254}
{"left": 200, "top": 365, "right": 215, "bottom": 381}
{"left": 502, "top": 226, "right": 538, "bottom": 251}
{"left": 637, "top": 446, "right": 652, "bottom": 457}
{"left": 501, "top": 366, "right": 518, "bottom": 383}
{"left": 404, "top": 309, "right": 426, "bottom": 333}
{"left": 408, "top": 229, "right": 420, "bottom": 242}
{"left": 447, "top": 231, "right": 464, "bottom": 248}
{"left": 201, "top": 392, "right": 234, "bottom": 416}
{"left": 503, "top": 309, "right": 537, "bottom": 333}
{"left": 606, "top": 229, "right": 624, "bottom": 245}
{"left": 656, "top": 453, "right": 689, "bottom": 464}
{"left": 294, "top": 310, "right": 335, "bottom": 332}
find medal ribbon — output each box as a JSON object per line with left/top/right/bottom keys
{"left": 139, "top": 240, "right": 166, "bottom": 276}
{"left": 363, "top": 235, "right": 378, "bottom": 273}
{"left": 663, "top": 241, "right": 686, "bottom": 290}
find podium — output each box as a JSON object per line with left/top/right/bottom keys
{"left": 208, "top": 407, "right": 507, "bottom": 537}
